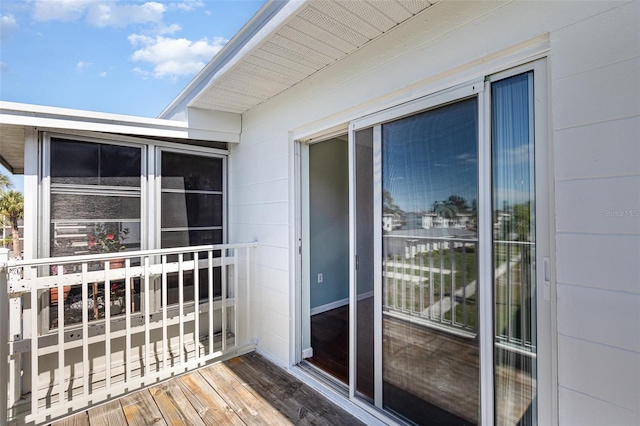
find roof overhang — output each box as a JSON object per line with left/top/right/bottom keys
{"left": 160, "top": 0, "right": 438, "bottom": 118}
{"left": 0, "top": 101, "right": 242, "bottom": 173}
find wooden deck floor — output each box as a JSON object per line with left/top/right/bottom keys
{"left": 52, "top": 352, "right": 365, "bottom": 426}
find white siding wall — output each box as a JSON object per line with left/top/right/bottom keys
{"left": 550, "top": 2, "right": 640, "bottom": 424}
{"left": 230, "top": 1, "right": 639, "bottom": 423}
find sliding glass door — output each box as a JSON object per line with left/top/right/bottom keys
{"left": 381, "top": 97, "right": 480, "bottom": 424}
{"left": 349, "top": 63, "right": 547, "bottom": 425}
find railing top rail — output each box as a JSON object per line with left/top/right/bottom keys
{"left": 383, "top": 235, "right": 478, "bottom": 242}
{"left": 4, "top": 241, "right": 258, "bottom": 268}
{"left": 492, "top": 240, "right": 535, "bottom": 246}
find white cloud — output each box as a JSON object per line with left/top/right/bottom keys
{"left": 156, "top": 23, "right": 182, "bottom": 36}
{"left": 76, "top": 60, "right": 92, "bottom": 72}
{"left": 0, "top": 15, "right": 18, "bottom": 41}
{"left": 32, "top": 0, "right": 94, "bottom": 22}
{"left": 99, "top": 71, "right": 108, "bottom": 77}
{"left": 86, "top": 2, "right": 165, "bottom": 27}
{"left": 32, "top": 1, "right": 166, "bottom": 27}
{"left": 171, "top": 0, "right": 204, "bottom": 12}
{"left": 129, "top": 34, "right": 227, "bottom": 79}
{"left": 0, "top": 62, "right": 8, "bottom": 73}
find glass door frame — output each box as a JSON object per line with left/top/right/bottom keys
{"left": 346, "top": 59, "right": 552, "bottom": 425}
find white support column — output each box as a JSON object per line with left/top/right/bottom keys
{"left": 21, "top": 127, "right": 38, "bottom": 398}
{"left": 5, "top": 249, "right": 22, "bottom": 414}
{"left": 1, "top": 248, "right": 9, "bottom": 425}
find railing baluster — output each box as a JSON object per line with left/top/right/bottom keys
{"left": 246, "top": 246, "right": 251, "bottom": 345}
{"left": 410, "top": 252, "right": 415, "bottom": 314}
{"left": 221, "top": 251, "right": 227, "bottom": 352}
{"left": 450, "top": 243, "right": 455, "bottom": 325}
{"left": 233, "top": 248, "right": 239, "bottom": 347}
{"left": 82, "top": 262, "right": 89, "bottom": 400}
{"left": 419, "top": 251, "right": 424, "bottom": 316}
{"left": 161, "top": 255, "right": 168, "bottom": 373}
{"left": 30, "top": 268, "right": 38, "bottom": 419}
{"left": 400, "top": 256, "right": 407, "bottom": 312}
{"left": 125, "top": 258, "right": 132, "bottom": 383}
{"left": 194, "top": 251, "right": 200, "bottom": 362}
{"left": 521, "top": 245, "right": 528, "bottom": 346}
{"left": 208, "top": 251, "right": 213, "bottom": 356}
{"left": 144, "top": 256, "right": 150, "bottom": 377}
{"left": 439, "top": 241, "right": 444, "bottom": 323}
{"left": 429, "top": 244, "right": 434, "bottom": 319}
{"left": 57, "top": 266, "right": 65, "bottom": 408}
{"left": 178, "top": 253, "right": 184, "bottom": 366}
{"left": 506, "top": 243, "right": 512, "bottom": 343}
{"left": 105, "top": 261, "right": 111, "bottom": 389}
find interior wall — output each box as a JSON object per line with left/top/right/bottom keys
{"left": 309, "top": 138, "right": 349, "bottom": 312}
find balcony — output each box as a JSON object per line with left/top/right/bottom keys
{"left": 50, "top": 352, "right": 364, "bottom": 426}
{"left": 0, "top": 243, "right": 262, "bottom": 425}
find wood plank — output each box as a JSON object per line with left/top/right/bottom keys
{"left": 120, "top": 389, "right": 167, "bottom": 426}
{"left": 199, "top": 360, "right": 291, "bottom": 426}
{"left": 87, "top": 400, "right": 128, "bottom": 426}
{"left": 233, "top": 353, "right": 365, "bottom": 426}
{"left": 51, "top": 411, "right": 90, "bottom": 426}
{"left": 149, "top": 379, "right": 206, "bottom": 426}
{"left": 175, "top": 372, "right": 245, "bottom": 426}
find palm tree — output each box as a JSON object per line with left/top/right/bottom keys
{"left": 0, "top": 171, "right": 12, "bottom": 191}
{"left": 433, "top": 200, "right": 459, "bottom": 219}
{"left": 0, "top": 191, "right": 23, "bottom": 258}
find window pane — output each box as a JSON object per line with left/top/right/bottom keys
{"left": 161, "top": 229, "right": 222, "bottom": 248}
{"left": 161, "top": 193, "right": 222, "bottom": 228}
{"left": 381, "top": 98, "right": 479, "bottom": 425}
{"left": 51, "top": 194, "right": 141, "bottom": 221}
{"left": 161, "top": 152, "right": 222, "bottom": 191}
{"left": 492, "top": 72, "right": 537, "bottom": 426}
{"left": 99, "top": 144, "right": 142, "bottom": 186}
{"left": 51, "top": 139, "right": 98, "bottom": 184}
{"left": 51, "top": 139, "right": 141, "bottom": 187}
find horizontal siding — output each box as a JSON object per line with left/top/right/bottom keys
{"left": 551, "top": 1, "right": 640, "bottom": 423}
{"left": 558, "top": 387, "right": 640, "bottom": 425}
{"left": 554, "top": 116, "right": 640, "bottom": 181}
{"left": 558, "top": 335, "right": 640, "bottom": 412}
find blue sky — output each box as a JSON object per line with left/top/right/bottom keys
{"left": 0, "top": 0, "right": 266, "bottom": 189}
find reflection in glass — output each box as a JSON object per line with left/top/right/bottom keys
{"left": 492, "top": 72, "right": 537, "bottom": 426}
{"left": 381, "top": 98, "right": 479, "bottom": 424}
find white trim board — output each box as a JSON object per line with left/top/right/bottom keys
{"left": 310, "top": 291, "right": 374, "bottom": 316}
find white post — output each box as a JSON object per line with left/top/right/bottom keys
{"left": 1, "top": 248, "right": 10, "bottom": 425}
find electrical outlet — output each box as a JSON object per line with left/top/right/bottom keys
{"left": 317, "top": 273, "right": 323, "bottom": 283}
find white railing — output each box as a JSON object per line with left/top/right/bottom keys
{"left": 383, "top": 235, "right": 479, "bottom": 338}
{"left": 382, "top": 235, "right": 536, "bottom": 355}
{"left": 1, "top": 242, "right": 257, "bottom": 425}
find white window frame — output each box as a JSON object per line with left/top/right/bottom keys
{"left": 154, "top": 146, "right": 228, "bottom": 310}
{"left": 38, "top": 132, "right": 231, "bottom": 330}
